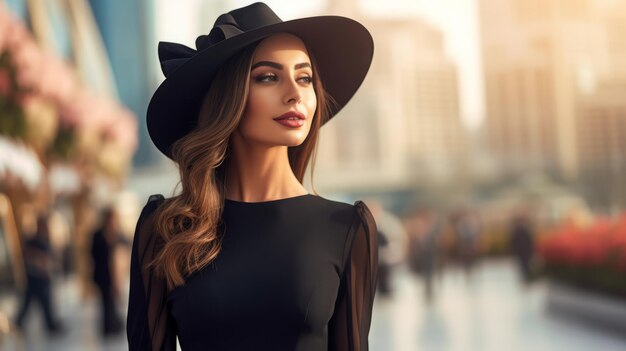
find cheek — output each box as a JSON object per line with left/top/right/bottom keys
{"left": 245, "top": 88, "right": 271, "bottom": 118}
{"left": 305, "top": 89, "right": 317, "bottom": 116}
{"left": 240, "top": 88, "right": 273, "bottom": 133}
{"left": 299, "top": 89, "right": 317, "bottom": 133}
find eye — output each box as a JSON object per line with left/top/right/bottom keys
{"left": 254, "top": 73, "right": 278, "bottom": 83}
{"left": 297, "top": 75, "right": 313, "bottom": 84}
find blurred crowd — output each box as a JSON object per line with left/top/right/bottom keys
{"left": 366, "top": 198, "right": 552, "bottom": 303}
{"left": 0, "top": 193, "right": 138, "bottom": 343}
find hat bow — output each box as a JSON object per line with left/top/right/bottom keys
{"left": 158, "top": 4, "right": 283, "bottom": 77}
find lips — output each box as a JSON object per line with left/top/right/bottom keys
{"left": 273, "top": 111, "right": 306, "bottom": 121}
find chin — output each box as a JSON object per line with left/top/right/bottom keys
{"left": 280, "top": 136, "right": 307, "bottom": 147}
{"left": 270, "top": 130, "right": 310, "bottom": 147}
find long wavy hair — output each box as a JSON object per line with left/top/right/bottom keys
{"left": 151, "top": 40, "right": 336, "bottom": 289}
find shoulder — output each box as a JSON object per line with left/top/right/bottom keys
{"left": 145, "top": 193, "right": 166, "bottom": 209}
{"left": 306, "top": 195, "right": 376, "bottom": 232}
{"left": 313, "top": 197, "right": 378, "bottom": 274}
{"left": 308, "top": 194, "right": 353, "bottom": 213}
{"left": 306, "top": 195, "right": 355, "bottom": 218}
{"left": 138, "top": 194, "right": 166, "bottom": 224}
{"left": 133, "top": 194, "right": 166, "bottom": 251}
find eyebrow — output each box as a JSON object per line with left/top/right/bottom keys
{"left": 251, "top": 61, "right": 311, "bottom": 70}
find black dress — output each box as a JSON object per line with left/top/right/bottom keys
{"left": 127, "top": 194, "right": 378, "bottom": 351}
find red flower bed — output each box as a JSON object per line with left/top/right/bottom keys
{"left": 538, "top": 214, "right": 626, "bottom": 297}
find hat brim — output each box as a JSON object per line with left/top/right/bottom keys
{"left": 147, "top": 15, "right": 374, "bottom": 159}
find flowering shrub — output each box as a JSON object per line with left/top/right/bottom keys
{"left": 538, "top": 215, "right": 626, "bottom": 297}
{"left": 0, "top": 4, "right": 137, "bottom": 183}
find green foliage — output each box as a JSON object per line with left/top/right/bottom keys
{"left": 49, "top": 124, "right": 76, "bottom": 161}
{"left": 0, "top": 51, "right": 28, "bottom": 138}
{"left": 543, "top": 263, "right": 626, "bottom": 299}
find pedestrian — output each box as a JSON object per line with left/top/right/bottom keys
{"left": 90, "top": 207, "right": 123, "bottom": 336}
{"left": 14, "top": 214, "right": 65, "bottom": 335}
{"left": 510, "top": 212, "right": 535, "bottom": 282}
{"left": 377, "top": 229, "right": 392, "bottom": 296}
{"left": 127, "top": 3, "right": 378, "bottom": 350}
{"left": 453, "top": 209, "right": 481, "bottom": 277}
{"left": 405, "top": 207, "right": 440, "bottom": 302}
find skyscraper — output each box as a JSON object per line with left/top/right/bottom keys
{"left": 577, "top": 78, "right": 626, "bottom": 210}
{"left": 314, "top": 11, "right": 469, "bottom": 192}
{"left": 479, "top": 0, "right": 616, "bottom": 180}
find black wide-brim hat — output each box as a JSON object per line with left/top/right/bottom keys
{"left": 147, "top": 2, "right": 374, "bottom": 159}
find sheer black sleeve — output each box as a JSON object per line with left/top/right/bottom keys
{"left": 328, "top": 201, "right": 379, "bottom": 351}
{"left": 127, "top": 194, "right": 176, "bottom": 351}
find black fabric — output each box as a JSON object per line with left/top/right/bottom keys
{"left": 127, "top": 194, "right": 378, "bottom": 351}
{"left": 127, "top": 194, "right": 175, "bottom": 351}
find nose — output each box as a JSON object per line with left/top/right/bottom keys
{"left": 283, "top": 79, "right": 302, "bottom": 105}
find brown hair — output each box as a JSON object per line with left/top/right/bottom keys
{"left": 151, "top": 40, "right": 335, "bottom": 289}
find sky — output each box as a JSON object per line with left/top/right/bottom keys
{"left": 157, "top": 0, "right": 485, "bottom": 129}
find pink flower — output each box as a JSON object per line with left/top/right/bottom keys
{"left": 38, "top": 52, "right": 79, "bottom": 102}
{"left": 13, "top": 39, "right": 43, "bottom": 89}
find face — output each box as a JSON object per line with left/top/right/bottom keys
{"left": 235, "top": 33, "right": 317, "bottom": 147}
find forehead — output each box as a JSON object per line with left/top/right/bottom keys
{"left": 252, "top": 33, "right": 311, "bottom": 62}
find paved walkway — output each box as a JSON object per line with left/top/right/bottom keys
{"left": 1, "top": 258, "right": 625, "bottom": 350}
{"left": 370, "top": 259, "right": 626, "bottom": 351}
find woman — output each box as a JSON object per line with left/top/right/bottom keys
{"left": 127, "top": 3, "right": 378, "bottom": 350}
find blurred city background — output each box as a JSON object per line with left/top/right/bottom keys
{"left": 1, "top": 0, "right": 625, "bottom": 350}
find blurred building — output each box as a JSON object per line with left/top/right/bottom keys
{"left": 577, "top": 78, "right": 626, "bottom": 211}
{"left": 579, "top": 0, "right": 626, "bottom": 211}
{"left": 5, "top": 0, "right": 118, "bottom": 96}
{"left": 88, "top": 0, "right": 158, "bottom": 167}
{"left": 479, "top": 0, "right": 626, "bottom": 212}
{"left": 479, "top": 0, "right": 626, "bottom": 184}
{"left": 314, "top": 2, "right": 470, "bottom": 193}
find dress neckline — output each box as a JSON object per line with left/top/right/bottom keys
{"left": 224, "top": 193, "right": 312, "bottom": 205}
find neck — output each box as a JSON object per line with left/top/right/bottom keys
{"left": 224, "top": 137, "right": 307, "bottom": 202}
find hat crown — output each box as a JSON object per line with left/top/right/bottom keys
{"left": 196, "top": 2, "right": 282, "bottom": 51}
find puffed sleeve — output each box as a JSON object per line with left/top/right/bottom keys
{"left": 328, "top": 200, "right": 379, "bottom": 351}
{"left": 127, "top": 194, "right": 177, "bottom": 351}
